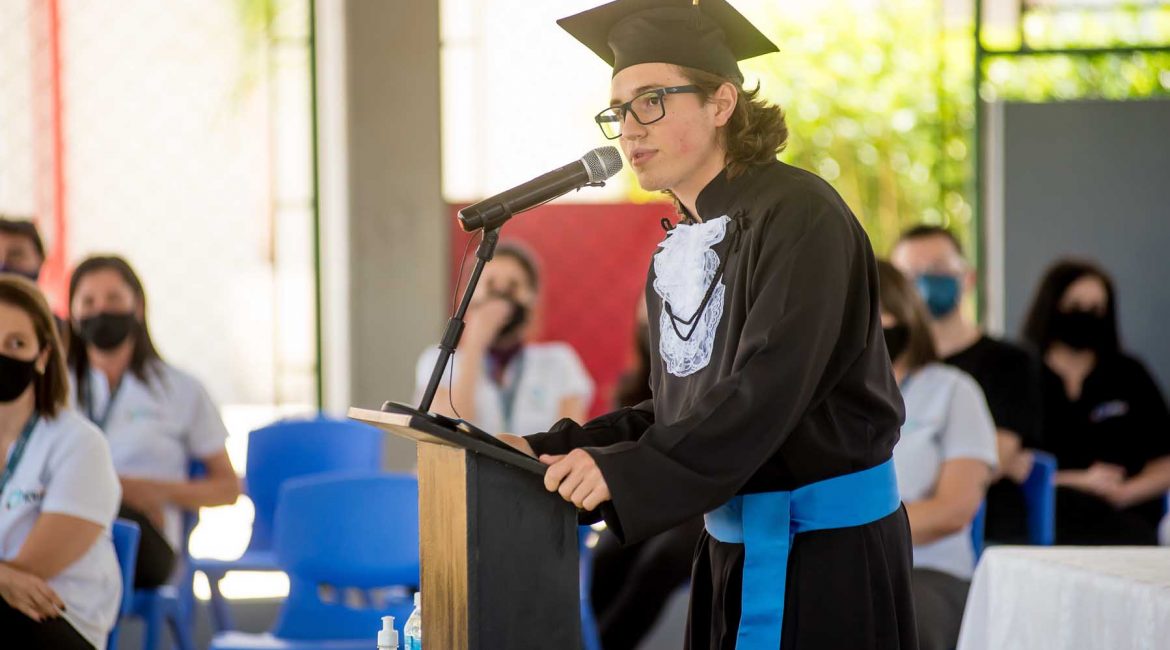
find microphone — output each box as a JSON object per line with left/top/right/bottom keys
{"left": 458, "top": 146, "right": 623, "bottom": 232}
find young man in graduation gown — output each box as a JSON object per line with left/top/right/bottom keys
{"left": 498, "top": 1, "right": 918, "bottom": 647}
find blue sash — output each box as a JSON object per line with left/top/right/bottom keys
{"left": 704, "top": 458, "right": 901, "bottom": 649}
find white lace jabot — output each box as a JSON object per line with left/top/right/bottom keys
{"left": 653, "top": 215, "right": 730, "bottom": 377}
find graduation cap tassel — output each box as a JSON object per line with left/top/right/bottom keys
{"left": 690, "top": 0, "right": 704, "bottom": 29}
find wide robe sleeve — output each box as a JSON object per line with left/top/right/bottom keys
{"left": 587, "top": 195, "right": 871, "bottom": 543}
{"left": 526, "top": 399, "right": 655, "bottom": 457}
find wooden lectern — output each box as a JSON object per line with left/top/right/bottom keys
{"left": 348, "top": 407, "right": 583, "bottom": 650}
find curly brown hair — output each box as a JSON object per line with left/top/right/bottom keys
{"left": 676, "top": 65, "right": 788, "bottom": 179}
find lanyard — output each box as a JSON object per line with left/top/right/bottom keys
{"left": 86, "top": 377, "right": 122, "bottom": 430}
{"left": 494, "top": 350, "right": 526, "bottom": 432}
{"left": 0, "top": 414, "right": 39, "bottom": 496}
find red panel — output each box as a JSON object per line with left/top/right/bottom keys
{"left": 45, "top": 0, "right": 67, "bottom": 313}
{"left": 449, "top": 201, "right": 674, "bottom": 418}
{"left": 28, "top": 0, "right": 68, "bottom": 314}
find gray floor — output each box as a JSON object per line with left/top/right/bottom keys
{"left": 638, "top": 587, "right": 689, "bottom": 650}
{"left": 115, "top": 591, "right": 689, "bottom": 650}
{"left": 115, "top": 599, "right": 279, "bottom": 650}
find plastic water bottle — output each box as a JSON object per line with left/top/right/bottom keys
{"left": 404, "top": 592, "right": 422, "bottom": 649}
{"left": 378, "top": 615, "right": 399, "bottom": 650}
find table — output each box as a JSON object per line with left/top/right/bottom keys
{"left": 957, "top": 546, "right": 1170, "bottom": 650}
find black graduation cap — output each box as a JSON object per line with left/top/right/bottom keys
{"left": 557, "top": 0, "right": 778, "bottom": 84}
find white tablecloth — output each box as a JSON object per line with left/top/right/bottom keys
{"left": 957, "top": 546, "right": 1170, "bottom": 650}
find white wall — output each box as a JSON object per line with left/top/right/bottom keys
{"left": 56, "top": 0, "right": 316, "bottom": 408}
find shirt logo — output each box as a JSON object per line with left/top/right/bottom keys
{"left": 4, "top": 488, "right": 45, "bottom": 510}
{"left": 128, "top": 408, "right": 163, "bottom": 421}
{"left": 1090, "top": 400, "right": 1129, "bottom": 423}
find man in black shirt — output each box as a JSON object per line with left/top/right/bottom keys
{"left": 892, "top": 225, "right": 1043, "bottom": 542}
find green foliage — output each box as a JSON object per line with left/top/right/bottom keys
{"left": 231, "top": 0, "right": 280, "bottom": 101}
{"left": 745, "top": 0, "right": 960, "bottom": 255}
{"left": 730, "top": 0, "right": 1170, "bottom": 257}
{"left": 979, "top": 4, "right": 1170, "bottom": 104}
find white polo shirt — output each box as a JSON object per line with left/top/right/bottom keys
{"left": 0, "top": 409, "right": 121, "bottom": 650}
{"left": 73, "top": 360, "right": 230, "bottom": 549}
{"left": 893, "top": 363, "right": 998, "bottom": 580}
{"left": 415, "top": 342, "right": 595, "bottom": 436}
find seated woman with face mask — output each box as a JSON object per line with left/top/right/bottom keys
{"left": 877, "top": 260, "right": 998, "bottom": 650}
{"left": 1023, "top": 258, "right": 1170, "bottom": 545}
{"left": 67, "top": 256, "right": 240, "bottom": 589}
{"left": 415, "top": 244, "right": 594, "bottom": 436}
{"left": 0, "top": 276, "right": 121, "bottom": 650}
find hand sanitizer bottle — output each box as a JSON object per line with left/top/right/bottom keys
{"left": 404, "top": 592, "right": 422, "bottom": 649}
{"left": 378, "top": 615, "right": 399, "bottom": 650}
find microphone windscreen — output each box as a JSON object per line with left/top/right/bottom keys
{"left": 582, "top": 146, "right": 624, "bottom": 183}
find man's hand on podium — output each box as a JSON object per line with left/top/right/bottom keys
{"left": 497, "top": 433, "right": 536, "bottom": 457}
{"left": 540, "top": 450, "right": 612, "bottom": 512}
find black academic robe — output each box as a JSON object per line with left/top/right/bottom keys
{"left": 527, "top": 160, "right": 917, "bottom": 650}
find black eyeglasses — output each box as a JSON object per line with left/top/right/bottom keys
{"left": 594, "top": 85, "right": 701, "bottom": 140}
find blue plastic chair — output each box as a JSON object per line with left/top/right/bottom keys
{"left": 110, "top": 518, "right": 142, "bottom": 649}
{"left": 209, "top": 472, "right": 419, "bottom": 650}
{"left": 124, "top": 463, "right": 203, "bottom": 650}
{"left": 970, "top": 501, "right": 987, "bottom": 562}
{"left": 193, "top": 416, "right": 385, "bottom": 632}
{"left": 126, "top": 511, "right": 198, "bottom": 650}
{"left": 971, "top": 451, "right": 1056, "bottom": 562}
{"left": 1021, "top": 451, "right": 1057, "bottom": 546}
{"left": 578, "top": 527, "right": 603, "bottom": 650}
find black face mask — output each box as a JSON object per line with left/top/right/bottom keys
{"left": 0, "top": 354, "right": 38, "bottom": 403}
{"left": 78, "top": 312, "right": 138, "bottom": 351}
{"left": 1052, "top": 309, "right": 1109, "bottom": 351}
{"left": 883, "top": 324, "right": 910, "bottom": 361}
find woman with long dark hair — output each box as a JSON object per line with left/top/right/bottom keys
{"left": 1023, "top": 258, "right": 1170, "bottom": 544}
{"left": 67, "top": 255, "right": 240, "bottom": 588}
{"left": 0, "top": 276, "right": 121, "bottom": 649}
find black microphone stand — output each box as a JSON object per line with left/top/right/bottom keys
{"left": 382, "top": 226, "right": 504, "bottom": 442}
{"left": 382, "top": 159, "right": 613, "bottom": 445}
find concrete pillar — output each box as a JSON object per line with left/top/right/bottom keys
{"left": 318, "top": 0, "right": 445, "bottom": 470}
